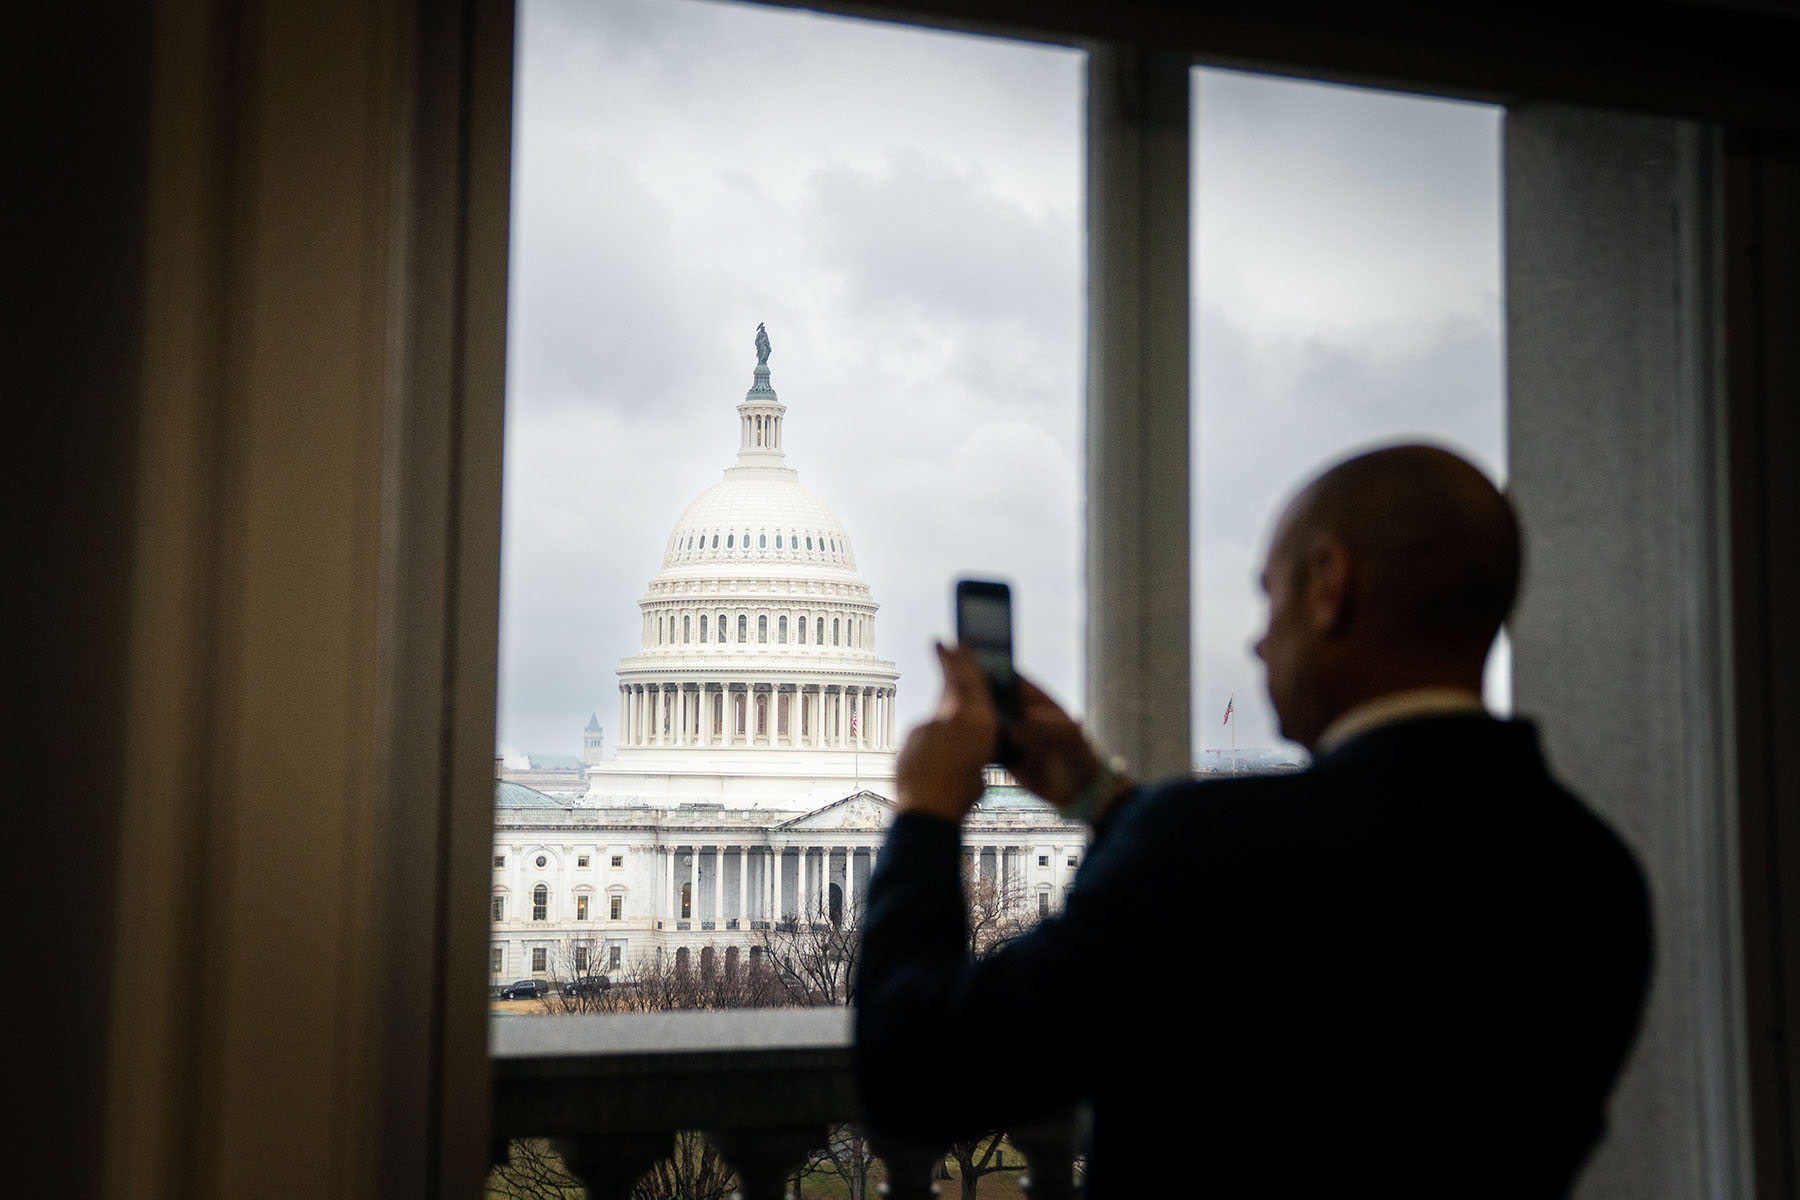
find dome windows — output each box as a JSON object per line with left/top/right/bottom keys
{"left": 758, "top": 615, "right": 768, "bottom": 643}
{"left": 717, "top": 613, "right": 726, "bottom": 643}
{"left": 700, "top": 615, "right": 708, "bottom": 642}
{"left": 778, "top": 615, "right": 788, "bottom": 643}
{"left": 712, "top": 535, "right": 719, "bottom": 549}
{"left": 775, "top": 534, "right": 783, "bottom": 549}
{"left": 737, "top": 614, "right": 747, "bottom": 643}
{"left": 759, "top": 533, "right": 767, "bottom": 549}
{"left": 805, "top": 536, "right": 813, "bottom": 550}
{"left": 798, "top": 615, "right": 807, "bottom": 645}
{"left": 726, "top": 534, "right": 734, "bottom": 549}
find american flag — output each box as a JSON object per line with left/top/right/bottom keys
{"left": 850, "top": 710, "right": 859, "bottom": 737}
{"left": 1222, "top": 695, "right": 1234, "bottom": 724}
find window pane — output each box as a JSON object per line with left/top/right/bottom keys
{"left": 494, "top": 0, "right": 1084, "bottom": 1017}
{"left": 1190, "top": 69, "right": 1507, "bottom": 771}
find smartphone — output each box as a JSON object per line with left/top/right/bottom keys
{"left": 955, "top": 578, "right": 1021, "bottom": 722}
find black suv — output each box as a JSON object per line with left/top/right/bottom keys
{"left": 563, "top": 975, "right": 612, "bottom": 998}
{"left": 498, "top": 978, "right": 550, "bottom": 1000}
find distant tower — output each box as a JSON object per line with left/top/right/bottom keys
{"left": 582, "top": 713, "right": 605, "bottom": 765}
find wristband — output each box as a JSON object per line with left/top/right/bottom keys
{"left": 1064, "top": 755, "right": 1129, "bottom": 825}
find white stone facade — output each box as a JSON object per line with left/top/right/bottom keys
{"left": 491, "top": 345, "right": 1085, "bottom": 985}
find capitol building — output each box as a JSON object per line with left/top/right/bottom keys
{"left": 491, "top": 335, "right": 1087, "bottom": 985}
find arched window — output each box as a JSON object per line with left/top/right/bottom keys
{"left": 735, "top": 693, "right": 746, "bottom": 735}
{"left": 676, "top": 946, "right": 691, "bottom": 974}
{"left": 776, "top": 534, "right": 783, "bottom": 548}
{"left": 700, "top": 945, "right": 716, "bottom": 981}
{"left": 815, "top": 617, "right": 824, "bottom": 644}
{"left": 683, "top": 614, "right": 690, "bottom": 643}
{"left": 805, "top": 536, "right": 813, "bottom": 550}
{"left": 717, "top": 613, "right": 727, "bottom": 643}
{"left": 798, "top": 615, "right": 807, "bottom": 644}
{"left": 828, "top": 882, "right": 844, "bottom": 927}
{"left": 778, "top": 615, "right": 787, "bottom": 643}
{"left": 657, "top": 617, "right": 663, "bottom": 643}
{"left": 737, "top": 614, "right": 747, "bottom": 642}
{"left": 700, "top": 615, "right": 708, "bottom": 642}
{"left": 756, "top": 692, "right": 768, "bottom": 734}
{"left": 724, "top": 945, "right": 739, "bottom": 980}
{"left": 758, "top": 615, "right": 768, "bottom": 643}
{"left": 727, "top": 534, "right": 734, "bottom": 548}
{"left": 711, "top": 534, "right": 718, "bottom": 549}
{"left": 759, "top": 532, "right": 766, "bottom": 548}
{"left": 833, "top": 618, "right": 840, "bottom": 645}
{"left": 680, "top": 884, "right": 691, "bottom": 921}
{"left": 532, "top": 884, "right": 548, "bottom": 921}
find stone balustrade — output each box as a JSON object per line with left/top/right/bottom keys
{"left": 490, "top": 1008, "right": 1080, "bottom": 1199}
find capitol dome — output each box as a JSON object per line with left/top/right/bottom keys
{"left": 601, "top": 329, "right": 900, "bottom": 782}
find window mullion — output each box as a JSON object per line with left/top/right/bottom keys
{"left": 1084, "top": 44, "right": 1193, "bottom": 778}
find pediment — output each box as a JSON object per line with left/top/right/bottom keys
{"left": 777, "top": 789, "right": 895, "bottom": 831}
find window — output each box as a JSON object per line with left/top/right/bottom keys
{"left": 1067, "top": 855, "right": 1078, "bottom": 869}
{"left": 778, "top": 615, "right": 787, "bottom": 643}
{"left": 611, "top": 854, "right": 623, "bottom": 868}
{"left": 758, "top": 615, "right": 767, "bottom": 643}
{"left": 532, "top": 884, "right": 547, "bottom": 921}
{"left": 491, "top": 895, "right": 504, "bottom": 922}
{"left": 1038, "top": 854, "right": 1049, "bottom": 867}
{"left": 737, "top": 614, "right": 746, "bottom": 642}
{"left": 681, "top": 882, "right": 691, "bottom": 920}
{"left": 700, "top": 615, "right": 708, "bottom": 642}
{"left": 576, "top": 895, "right": 589, "bottom": 921}
{"left": 759, "top": 533, "right": 766, "bottom": 548}
{"left": 684, "top": 614, "right": 691, "bottom": 642}
{"left": 574, "top": 946, "right": 589, "bottom": 971}
{"left": 534, "top": 854, "right": 546, "bottom": 868}
{"left": 491, "top": 945, "right": 504, "bottom": 973}
{"left": 531, "top": 947, "right": 547, "bottom": 973}
{"left": 832, "top": 618, "right": 839, "bottom": 646}
{"left": 798, "top": 615, "right": 807, "bottom": 644}
{"left": 578, "top": 855, "right": 589, "bottom": 868}
{"left": 1039, "top": 893, "right": 1051, "bottom": 917}
{"left": 815, "top": 617, "right": 823, "bottom": 644}
{"left": 608, "top": 945, "right": 622, "bottom": 970}
{"left": 493, "top": 854, "right": 505, "bottom": 868}
{"left": 610, "top": 895, "right": 622, "bottom": 920}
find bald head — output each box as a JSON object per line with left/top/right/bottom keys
{"left": 1257, "top": 445, "right": 1521, "bottom": 747}
{"left": 1279, "top": 444, "right": 1521, "bottom": 658}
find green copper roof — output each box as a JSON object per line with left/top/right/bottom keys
{"left": 495, "top": 780, "right": 568, "bottom": 810}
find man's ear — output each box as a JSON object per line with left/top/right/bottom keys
{"left": 1304, "top": 536, "right": 1351, "bottom": 637}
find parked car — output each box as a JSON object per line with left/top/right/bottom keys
{"left": 498, "top": 978, "right": 550, "bottom": 1000}
{"left": 563, "top": 975, "right": 612, "bottom": 997}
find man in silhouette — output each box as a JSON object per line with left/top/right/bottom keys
{"left": 855, "top": 445, "right": 1651, "bottom": 1197}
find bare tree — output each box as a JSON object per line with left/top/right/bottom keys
{"left": 753, "top": 893, "right": 862, "bottom": 1007}
{"left": 486, "top": 1138, "right": 584, "bottom": 1200}
{"left": 945, "top": 1133, "right": 1019, "bottom": 1200}
{"left": 630, "top": 1131, "right": 737, "bottom": 1200}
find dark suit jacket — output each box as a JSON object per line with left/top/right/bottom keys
{"left": 854, "top": 716, "right": 1651, "bottom": 1198}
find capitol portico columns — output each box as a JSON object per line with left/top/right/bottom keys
{"left": 713, "top": 845, "right": 724, "bottom": 928}
{"left": 688, "top": 848, "right": 699, "bottom": 925}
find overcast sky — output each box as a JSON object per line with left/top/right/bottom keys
{"left": 497, "top": 0, "right": 1505, "bottom": 765}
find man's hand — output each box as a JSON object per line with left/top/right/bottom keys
{"left": 1003, "top": 677, "right": 1107, "bottom": 811}
{"left": 894, "top": 644, "right": 999, "bottom": 823}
